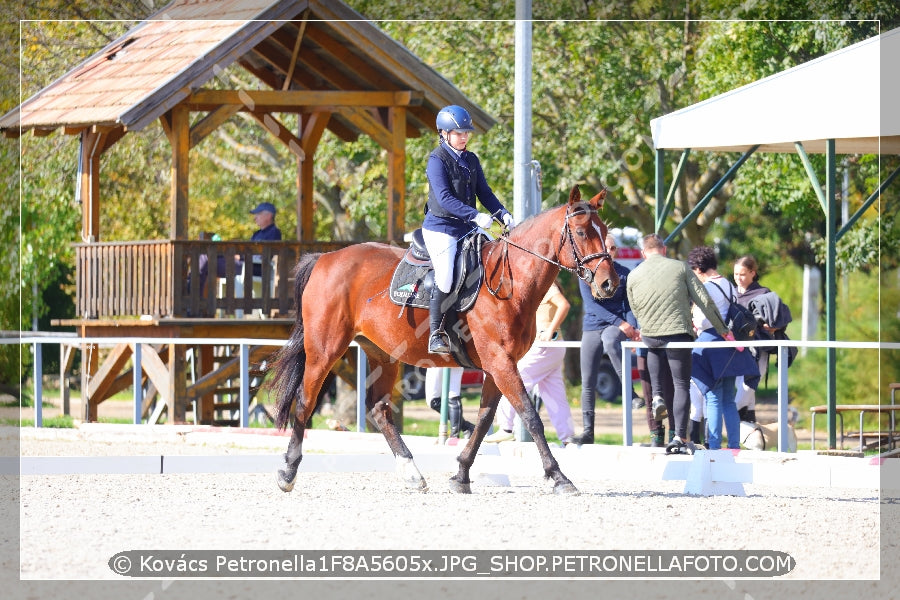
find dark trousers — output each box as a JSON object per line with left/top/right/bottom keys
{"left": 643, "top": 333, "right": 693, "bottom": 439}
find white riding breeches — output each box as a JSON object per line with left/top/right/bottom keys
{"left": 421, "top": 228, "right": 457, "bottom": 293}
{"left": 425, "top": 367, "right": 464, "bottom": 400}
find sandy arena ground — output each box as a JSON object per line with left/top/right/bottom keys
{"left": 1, "top": 422, "right": 899, "bottom": 600}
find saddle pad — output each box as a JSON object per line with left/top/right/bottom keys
{"left": 388, "top": 246, "right": 483, "bottom": 312}
{"left": 389, "top": 259, "right": 432, "bottom": 308}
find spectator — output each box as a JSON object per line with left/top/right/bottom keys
{"left": 573, "top": 234, "right": 641, "bottom": 445}
{"left": 422, "top": 105, "right": 513, "bottom": 354}
{"left": 424, "top": 367, "right": 474, "bottom": 439}
{"left": 626, "top": 234, "right": 728, "bottom": 455}
{"left": 245, "top": 201, "right": 282, "bottom": 276}
{"left": 732, "top": 255, "right": 794, "bottom": 423}
{"left": 688, "top": 246, "right": 760, "bottom": 450}
{"left": 194, "top": 203, "right": 282, "bottom": 295}
{"left": 485, "top": 281, "right": 574, "bottom": 445}
{"left": 636, "top": 347, "right": 673, "bottom": 447}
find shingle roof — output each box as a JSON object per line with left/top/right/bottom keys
{"left": 2, "top": 0, "right": 494, "bottom": 138}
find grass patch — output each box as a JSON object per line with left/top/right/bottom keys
{"left": 17, "top": 415, "right": 76, "bottom": 428}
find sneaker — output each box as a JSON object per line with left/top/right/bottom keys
{"left": 665, "top": 436, "right": 699, "bottom": 455}
{"left": 652, "top": 396, "right": 667, "bottom": 421}
{"left": 484, "top": 429, "right": 514, "bottom": 443}
{"left": 632, "top": 395, "right": 646, "bottom": 410}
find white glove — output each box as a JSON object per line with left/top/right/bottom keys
{"left": 502, "top": 213, "right": 515, "bottom": 227}
{"left": 473, "top": 212, "right": 493, "bottom": 229}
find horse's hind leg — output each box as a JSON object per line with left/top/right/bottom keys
{"left": 277, "top": 416, "right": 306, "bottom": 492}
{"left": 366, "top": 358, "right": 427, "bottom": 491}
{"left": 276, "top": 352, "right": 339, "bottom": 493}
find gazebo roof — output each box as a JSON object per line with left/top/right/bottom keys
{"left": 1, "top": 0, "right": 494, "bottom": 139}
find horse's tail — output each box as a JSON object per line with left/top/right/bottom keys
{"left": 271, "top": 252, "right": 322, "bottom": 430}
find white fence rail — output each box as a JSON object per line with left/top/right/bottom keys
{"left": 3, "top": 334, "right": 896, "bottom": 453}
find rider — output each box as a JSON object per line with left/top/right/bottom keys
{"left": 423, "top": 104, "right": 514, "bottom": 354}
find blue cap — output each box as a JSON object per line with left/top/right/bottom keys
{"left": 250, "top": 202, "right": 276, "bottom": 215}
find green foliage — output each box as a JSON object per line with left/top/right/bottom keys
{"left": 6, "top": 0, "right": 898, "bottom": 416}
{"left": 786, "top": 269, "right": 888, "bottom": 430}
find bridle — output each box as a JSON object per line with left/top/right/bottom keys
{"left": 486, "top": 202, "right": 612, "bottom": 298}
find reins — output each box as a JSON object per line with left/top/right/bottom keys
{"left": 486, "top": 204, "right": 612, "bottom": 298}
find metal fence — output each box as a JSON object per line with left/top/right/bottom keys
{"left": 4, "top": 333, "right": 895, "bottom": 453}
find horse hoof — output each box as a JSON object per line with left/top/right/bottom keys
{"left": 449, "top": 477, "right": 472, "bottom": 494}
{"left": 276, "top": 469, "right": 296, "bottom": 493}
{"left": 553, "top": 481, "right": 580, "bottom": 496}
{"left": 396, "top": 457, "right": 428, "bottom": 491}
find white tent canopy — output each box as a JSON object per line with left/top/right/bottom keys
{"left": 650, "top": 26, "right": 900, "bottom": 155}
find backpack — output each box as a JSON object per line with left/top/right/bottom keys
{"left": 709, "top": 281, "right": 757, "bottom": 342}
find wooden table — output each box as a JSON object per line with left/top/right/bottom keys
{"left": 810, "top": 403, "right": 900, "bottom": 451}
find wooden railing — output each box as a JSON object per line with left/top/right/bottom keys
{"left": 75, "top": 240, "right": 353, "bottom": 319}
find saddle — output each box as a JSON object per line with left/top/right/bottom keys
{"left": 389, "top": 229, "right": 486, "bottom": 312}
{"left": 389, "top": 229, "right": 487, "bottom": 369}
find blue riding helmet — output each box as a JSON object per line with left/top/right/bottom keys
{"left": 436, "top": 105, "right": 474, "bottom": 132}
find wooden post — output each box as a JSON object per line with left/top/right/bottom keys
{"left": 198, "top": 344, "right": 215, "bottom": 424}
{"left": 78, "top": 131, "right": 102, "bottom": 242}
{"left": 167, "top": 104, "right": 190, "bottom": 240}
{"left": 80, "top": 325, "right": 99, "bottom": 422}
{"left": 167, "top": 342, "right": 187, "bottom": 423}
{"left": 387, "top": 106, "right": 406, "bottom": 242}
{"left": 296, "top": 111, "right": 329, "bottom": 242}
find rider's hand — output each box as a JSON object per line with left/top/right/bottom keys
{"left": 473, "top": 212, "right": 493, "bottom": 229}
{"left": 502, "top": 213, "right": 515, "bottom": 228}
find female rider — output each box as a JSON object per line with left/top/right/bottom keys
{"left": 423, "top": 105, "right": 514, "bottom": 354}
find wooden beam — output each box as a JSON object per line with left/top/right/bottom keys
{"left": 249, "top": 111, "right": 305, "bottom": 160}
{"left": 137, "top": 343, "right": 172, "bottom": 410}
{"left": 186, "top": 89, "right": 423, "bottom": 111}
{"left": 339, "top": 107, "right": 392, "bottom": 150}
{"left": 185, "top": 345, "right": 272, "bottom": 402}
{"left": 190, "top": 104, "right": 241, "bottom": 148}
{"left": 282, "top": 11, "right": 309, "bottom": 91}
{"left": 86, "top": 343, "right": 132, "bottom": 402}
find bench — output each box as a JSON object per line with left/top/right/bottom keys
{"left": 810, "top": 403, "right": 900, "bottom": 451}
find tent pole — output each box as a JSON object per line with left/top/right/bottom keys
{"left": 836, "top": 162, "right": 900, "bottom": 240}
{"left": 665, "top": 145, "right": 758, "bottom": 244}
{"left": 825, "top": 139, "right": 837, "bottom": 448}
{"left": 656, "top": 149, "right": 691, "bottom": 233}
{"left": 654, "top": 148, "right": 665, "bottom": 233}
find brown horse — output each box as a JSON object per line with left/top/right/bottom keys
{"left": 271, "top": 185, "right": 618, "bottom": 495}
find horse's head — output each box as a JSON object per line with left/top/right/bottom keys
{"left": 562, "top": 185, "right": 619, "bottom": 299}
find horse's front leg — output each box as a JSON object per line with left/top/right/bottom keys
{"left": 367, "top": 360, "right": 427, "bottom": 491}
{"left": 491, "top": 371, "right": 579, "bottom": 496}
{"left": 449, "top": 374, "right": 501, "bottom": 494}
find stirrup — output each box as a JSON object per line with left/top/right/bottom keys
{"left": 428, "top": 331, "right": 450, "bottom": 354}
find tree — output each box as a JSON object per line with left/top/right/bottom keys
{"left": 5, "top": 0, "right": 898, "bottom": 392}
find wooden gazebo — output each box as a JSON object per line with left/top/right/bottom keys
{"left": 2, "top": 0, "right": 494, "bottom": 424}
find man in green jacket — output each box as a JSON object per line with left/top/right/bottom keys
{"left": 626, "top": 234, "right": 729, "bottom": 454}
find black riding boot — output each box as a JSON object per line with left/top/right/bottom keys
{"left": 689, "top": 419, "right": 703, "bottom": 445}
{"left": 448, "top": 395, "right": 475, "bottom": 438}
{"left": 571, "top": 410, "right": 595, "bottom": 445}
{"left": 428, "top": 288, "right": 451, "bottom": 354}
